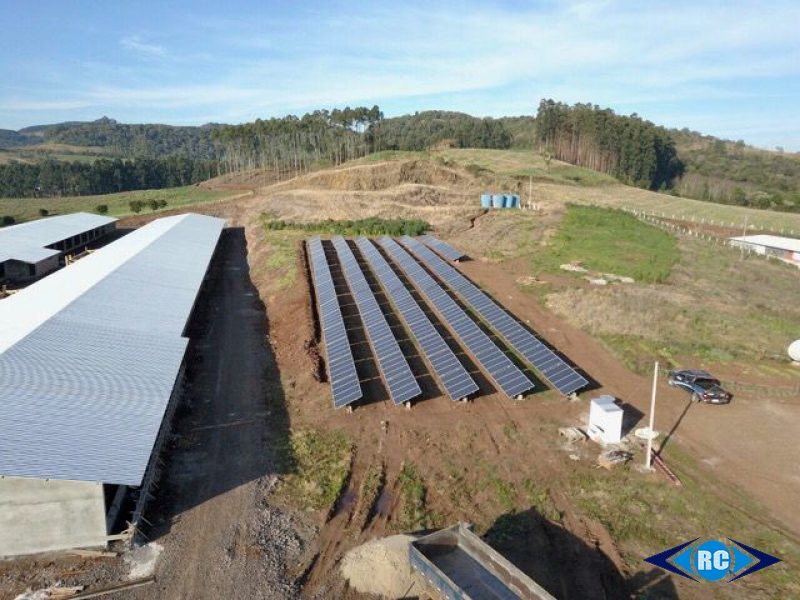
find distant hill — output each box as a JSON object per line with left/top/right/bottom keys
{"left": 668, "top": 128, "right": 800, "bottom": 210}
{"left": 3, "top": 106, "right": 798, "bottom": 211}
{"left": 0, "top": 129, "right": 40, "bottom": 148}
{"left": 0, "top": 117, "right": 222, "bottom": 159}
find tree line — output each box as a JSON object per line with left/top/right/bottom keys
{"left": 0, "top": 157, "right": 220, "bottom": 198}
{"left": 213, "top": 107, "right": 383, "bottom": 174}
{"left": 373, "top": 111, "right": 511, "bottom": 151}
{"left": 535, "top": 100, "right": 685, "bottom": 190}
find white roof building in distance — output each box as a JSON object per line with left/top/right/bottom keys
{"left": 0, "top": 212, "right": 117, "bottom": 282}
{"left": 729, "top": 234, "right": 800, "bottom": 266}
{"left": 0, "top": 213, "right": 225, "bottom": 557}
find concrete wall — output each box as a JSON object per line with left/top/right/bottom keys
{"left": 0, "top": 476, "right": 107, "bottom": 557}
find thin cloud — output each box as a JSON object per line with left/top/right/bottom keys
{"left": 120, "top": 35, "right": 166, "bottom": 58}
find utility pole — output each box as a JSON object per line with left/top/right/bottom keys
{"left": 528, "top": 175, "right": 533, "bottom": 210}
{"left": 740, "top": 214, "right": 749, "bottom": 261}
{"left": 645, "top": 361, "right": 659, "bottom": 470}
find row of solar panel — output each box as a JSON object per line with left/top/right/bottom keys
{"left": 309, "top": 235, "right": 586, "bottom": 409}
{"left": 400, "top": 236, "right": 589, "bottom": 396}
{"left": 307, "top": 237, "right": 362, "bottom": 408}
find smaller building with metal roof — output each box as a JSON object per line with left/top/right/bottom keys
{"left": 0, "top": 212, "right": 117, "bottom": 282}
{"left": 729, "top": 234, "right": 800, "bottom": 266}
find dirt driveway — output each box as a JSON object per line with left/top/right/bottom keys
{"left": 122, "top": 228, "right": 310, "bottom": 600}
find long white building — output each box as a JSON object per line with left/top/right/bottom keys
{"left": 0, "top": 212, "right": 117, "bottom": 281}
{"left": 0, "top": 213, "right": 225, "bottom": 556}
{"left": 729, "top": 234, "right": 800, "bottom": 266}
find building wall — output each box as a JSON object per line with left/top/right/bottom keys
{"left": 3, "top": 260, "right": 37, "bottom": 280}
{"left": 35, "top": 255, "right": 61, "bottom": 278}
{"left": 0, "top": 477, "right": 107, "bottom": 557}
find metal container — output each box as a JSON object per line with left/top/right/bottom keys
{"left": 409, "top": 523, "right": 555, "bottom": 599}
{"left": 480, "top": 193, "right": 492, "bottom": 209}
{"left": 492, "top": 194, "right": 505, "bottom": 209}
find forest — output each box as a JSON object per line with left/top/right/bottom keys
{"left": 373, "top": 111, "right": 511, "bottom": 151}
{"left": 40, "top": 118, "right": 222, "bottom": 159}
{"left": 0, "top": 157, "right": 219, "bottom": 198}
{"left": 212, "top": 106, "right": 382, "bottom": 173}
{"left": 534, "top": 100, "right": 685, "bottom": 190}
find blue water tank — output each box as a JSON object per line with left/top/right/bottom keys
{"left": 501, "top": 194, "right": 510, "bottom": 208}
{"left": 492, "top": 194, "right": 505, "bottom": 208}
{"left": 510, "top": 194, "right": 520, "bottom": 208}
{"left": 480, "top": 193, "right": 492, "bottom": 208}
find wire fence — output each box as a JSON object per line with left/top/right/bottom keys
{"left": 618, "top": 207, "right": 800, "bottom": 268}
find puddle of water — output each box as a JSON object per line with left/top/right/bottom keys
{"left": 375, "top": 487, "right": 394, "bottom": 518}
{"left": 335, "top": 488, "right": 358, "bottom": 516}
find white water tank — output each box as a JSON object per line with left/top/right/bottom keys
{"left": 789, "top": 340, "right": 800, "bottom": 362}
{"left": 588, "top": 395, "right": 624, "bottom": 445}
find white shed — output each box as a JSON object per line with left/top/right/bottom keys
{"left": 588, "top": 395, "right": 623, "bottom": 445}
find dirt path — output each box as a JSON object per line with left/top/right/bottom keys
{"left": 122, "top": 229, "right": 307, "bottom": 600}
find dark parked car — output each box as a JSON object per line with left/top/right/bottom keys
{"left": 667, "top": 370, "right": 732, "bottom": 404}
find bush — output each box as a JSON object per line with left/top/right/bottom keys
{"left": 2, "top": 215, "right": 16, "bottom": 226}
{"left": 262, "top": 216, "right": 430, "bottom": 237}
{"left": 38, "top": 208, "right": 49, "bottom": 217}
{"left": 129, "top": 200, "right": 144, "bottom": 214}
{"left": 95, "top": 204, "right": 109, "bottom": 214}
{"left": 147, "top": 199, "right": 159, "bottom": 211}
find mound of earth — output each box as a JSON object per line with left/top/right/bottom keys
{"left": 300, "top": 160, "right": 470, "bottom": 191}
{"left": 339, "top": 534, "right": 419, "bottom": 598}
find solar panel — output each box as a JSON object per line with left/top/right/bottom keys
{"left": 420, "top": 235, "right": 465, "bottom": 261}
{"left": 400, "top": 236, "right": 588, "bottom": 396}
{"left": 332, "top": 237, "right": 421, "bottom": 405}
{"left": 378, "top": 237, "right": 533, "bottom": 398}
{"left": 355, "top": 237, "right": 479, "bottom": 402}
{"left": 307, "top": 237, "right": 362, "bottom": 408}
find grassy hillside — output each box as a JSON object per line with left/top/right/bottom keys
{"left": 0, "top": 185, "right": 234, "bottom": 222}
{"left": 359, "top": 148, "right": 800, "bottom": 232}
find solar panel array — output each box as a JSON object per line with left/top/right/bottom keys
{"left": 400, "top": 236, "right": 588, "bottom": 396}
{"left": 307, "top": 237, "right": 362, "bottom": 409}
{"left": 379, "top": 237, "right": 533, "bottom": 398}
{"left": 332, "top": 237, "right": 421, "bottom": 405}
{"left": 356, "top": 237, "right": 478, "bottom": 401}
{"left": 420, "top": 235, "right": 465, "bottom": 261}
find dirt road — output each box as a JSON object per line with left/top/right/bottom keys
{"left": 124, "top": 229, "right": 308, "bottom": 600}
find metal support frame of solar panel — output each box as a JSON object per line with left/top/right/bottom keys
{"left": 307, "top": 237, "right": 362, "bottom": 408}
{"left": 420, "top": 235, "right": 465, "bottom": 261}
{"left": 332, "top": 236, "right": 421, "bottom": 405}
{"left": 355, "top": 237, "right": 479, "bottom": 402}
{"left": 378, "top": 237, "right": 533, "bottom": 398}
{"left": 400, "top": 235, "right": 588, "bottom": 396}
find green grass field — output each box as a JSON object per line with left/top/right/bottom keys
{"left": 530, "top": 205, "right": 680, "bottom": 282}
{"left": 0, "top": 186, "right": 234, "bottom": 222}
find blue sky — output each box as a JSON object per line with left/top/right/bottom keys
{"left": 2, "top": 0, "right": 799, "bottom": 149}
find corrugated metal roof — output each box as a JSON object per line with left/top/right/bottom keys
{"left": 0, "top": 213, "right": 224, "bottom": 486}
{"left": 0, "top": 212, "right": 117, "bottom": 264}
{"left": 729, "top": 234, "right": 800, "bottom": 253}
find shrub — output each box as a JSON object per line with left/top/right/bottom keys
{"left": 38, "top": 208, "right": 49, "bottom": 217}
{"left": 95, "top": 204, "right": 109, "bottom": 214}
